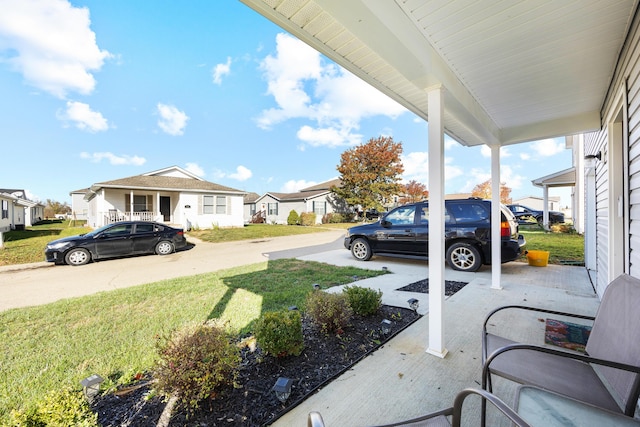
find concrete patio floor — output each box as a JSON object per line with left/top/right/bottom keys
{"left": 274, "top": 251, "right": 599, "bottom": 426}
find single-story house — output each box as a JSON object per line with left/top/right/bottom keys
{"left": 0, "top": 188, "right": 45, "bottom": 229}
{"left": 254, "top": 178, "right": 346, "bottom": 224}
{"left": 243, "top": 192, "right": 261, "bottom": 223}
{"left": 70, "top": 188, "right": 90, "bottom": 221}
{"left": 82, "top": 166, "right": 246, "bottom": 230}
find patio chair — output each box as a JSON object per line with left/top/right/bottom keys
{"left": 306, "top": 388, "right": 531, "bottom": 427}
{"left": 482, "top": 273, "right": 640, "bottom": 418}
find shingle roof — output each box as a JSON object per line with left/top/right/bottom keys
{"left": 243, "top": 192, "right": 261, "bottom": 203}
{"left": 92, "top": 175, "right": 244, "bottom": 194}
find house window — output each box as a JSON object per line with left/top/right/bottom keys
{"left": 312, "top": 201, "right": 326, "bottom": 216}
{"left": 1, "top": 200, "right": 8, "bottom": 219}
{"left": 203, "top": 196, "right": 214, "bottom": 214}
{"left": 126, "top": 195, "right": 152, "bottom": 212}
{"left": 133, "top": 195, "right": 148, "bottom": 212}
{"left": 216, "top": 196, "right": 227, "bottom": 214}
{"left": 249, "top": 203, "right": 256, "bottom": 216}
{"left": 268, "top": 203, "right": 278, "bottom": 215}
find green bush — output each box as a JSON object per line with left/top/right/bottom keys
{"left": 299, "top": 212, "right": 317, "bottom": 226}
{"left": 254, "top": 310, "right": 304, "bottom": 357}
{"left": 322, "top": 212, "right": 349, "bottom": 223}
{"left": 8, "top": 387, "right": 98, "bottom": 427}
{"left": 153, "top": 322, "right": 240, "bottom": 412}
{"left": 343, "top": 286, "right": 382, "bottom": 316}
{"left": 287, "top": 210, "right": 300, "bottom": 225}
{"left": 305, "top": 291, "right": 353, "bottom": 334}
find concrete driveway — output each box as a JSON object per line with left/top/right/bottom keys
{"left": 0, "top": 230, "right": 345, "bottom": 312}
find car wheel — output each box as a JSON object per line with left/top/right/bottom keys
{"left": 350, "top": 238, "right": 372, "bottom": 261}
{"left": 64, "top": 248, "right": 90, "bottom": 266}
{"left": 446, "top": 242, "right": 482, "bottom": 272}
{"left": 155, "top": 241, "right": 174, "bottom": 255}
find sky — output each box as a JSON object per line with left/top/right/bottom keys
{"left": 0, "top": 0, "right": 573, "bottom": 209}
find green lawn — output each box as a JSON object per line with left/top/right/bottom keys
{"left": 0, "top": 259, "right": 386, "bottom": 423}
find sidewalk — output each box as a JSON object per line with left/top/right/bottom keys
{"left": 276, "top": 251, "right": 598, "bottom": 426}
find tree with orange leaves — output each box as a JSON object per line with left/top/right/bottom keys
{"left": 398, "top": 180, "right": 429, "bottom": 204}
{"left": 332, "top": 136, "right": 404, "bottom": 213}
{"left": 470, "top": 179, "right": 512, "bottom": 204}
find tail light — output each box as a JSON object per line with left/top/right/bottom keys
{"left": 177, "top": 231, "right": 184, "bottom": 236}
{"left": 500, "top": 221, "right": 511, "bottom": 237}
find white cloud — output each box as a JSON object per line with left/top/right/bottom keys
{"left": 520, "top": 153, "right": 530, "bottom": 160}
{"left": 530, "top": 138, "right": 565, "bottom": 157}
{"left": 157, "top": 103, "right": 189, "bottom": 136}
{"left": 57, "top": 101, "right": 108, "bottom": 132}
{"left": 401, "top": 152, "right": 464, "bottom": 187}
{"left": 185, "top": 162, "right": 205, "bottom": 177}
{"left": 296, "top": 125, "right": 362, "bottom": 148}
{"left": 228, "top": 165, "right": 252, "bottom": 181}
{"left": 257, "top": 33, "right": 406, "bottom": 147}
{"left": 281, "top": 180, "right": 316, "bottom": 193}
{"left": 212, "top": 56, "right": 231, "bottom": 85}
{"left": 80, "top": 151, "right": 146, "bottom": 166}
{"left": 213, "top": 165, "right": 253, "bottom": 182}
{"left": 0, "top": 0, "right": 112, "bottom": 98}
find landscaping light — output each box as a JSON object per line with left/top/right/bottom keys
{"left": 380, "top": 319, "right": 392, "bottom": 335}
{"left": 273, "top": 377, "right": 293, "bottom": 403}
{"left": 408, "top": 298, "right": 419, "bottom": 312}
{"left": 313, "top": 283, "right": 320, "bottom": 290}
{"left": 80, "top": 374, "right": 103, "bottom": 401}
{"left": 289, "top": 305, "right": 298, "bottom": 311}
{"left": 382, "top": 266, "right": 388, "bottom": 271}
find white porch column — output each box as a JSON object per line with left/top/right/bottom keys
{"left": 542, "top": 186, "right": 550, "bottom": 229}
{"left": 157, "top": 192, "right": 161, "bottom": 221}
{"left": 427, "top": 85, "right": 448, "bottom": 358}
{"left": 129, "top": 191, "right": 134, "bottom": 220}
{"left": 490, "top": 145, "right": 502, "bottom": 289}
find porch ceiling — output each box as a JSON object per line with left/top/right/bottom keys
{"left": 240, "top": 0, "right": 638, "bottom": 147}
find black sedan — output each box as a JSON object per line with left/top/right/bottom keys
{"left": 506, "top": 204, "right": 565, "bottom": 225}
{"left": 45, "top": 221, "right": 188, "bottom": 266}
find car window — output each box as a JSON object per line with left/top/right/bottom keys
{"left": 511, "top": 205, "right": 527, "bottom": 213}
{"left": 103, "top": 224, "right": 132, "bottom": 236}
{"left": 449, "top": 203, "right": 488, "bottom": 224}
{"left": 419, "top": 205, "right": 452, "bottom": 224}
{"left": 135, "top": 223, "right": 155, "bottom": 233}
{"left": 385, "top": 205, "right": 416, "bottom": 225}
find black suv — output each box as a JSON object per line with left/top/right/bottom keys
{"left": 343, "top": 198, "right": 525, "bottom": 272}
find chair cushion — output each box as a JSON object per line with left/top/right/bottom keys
{"left": 485, "top": 333, "right": 622, "bottom": 413}
{"left": 586, "top": 274, "right": 640, "bottom": 409}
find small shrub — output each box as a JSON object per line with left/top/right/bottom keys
{"left": 254, "top": 310, "right": 304, "bottom": 357}
{"left": 299, "top": 212, "right": 317, "bottom": 226}
{"left": 154, "top": 322, "right": 240, "bottom": 412}
{"left": 305, "top": 291, "right": 353, "bottom": 334}
{"left": 322, "top": 212, "right": 347, "bottom": 224}
{"left": 9, "top": 387, "right": 98, "bottom": 427}
{"left": 343, "top": 286, "right": 382, "bottom": 316}
{"left": 551, "top": 223, "right": 576, "bottom": 234}
{"left": 287, "top": 210, "right": 300, "bottom": 225}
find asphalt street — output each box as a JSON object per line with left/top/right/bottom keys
{"left": 0, "top": 230, "right": 345, "bottom": 312}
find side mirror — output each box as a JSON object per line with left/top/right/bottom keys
{"left": 381, "top": 220, "right": 392, "bottom": 227}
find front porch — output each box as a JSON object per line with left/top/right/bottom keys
{"left": 104, "top": 210, "right": 160, "bottom": 224}
{"left": 274, "top": 260, "right": 599, "bottom": 426}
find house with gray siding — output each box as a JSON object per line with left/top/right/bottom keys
{"left": 254, "top": 179, "right": 344, "bottom": 224}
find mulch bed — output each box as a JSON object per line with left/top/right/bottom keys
{"left": 396, "top": 279, "right": 469, "bottom": 296}
{"left": 92, "top": 306, "right": 421, "bottom": 427}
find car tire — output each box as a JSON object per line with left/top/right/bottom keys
{"left": 350, "top": 238, "right": 372, "bottom": 261}
{"left": 155, "top": 241, "right": 174, "bottom": 255}
{"left": 446, "top": 242, "right": 482, "bottom": 272}
{"left": 65, "top": 248, "right": 91, "bottom": 266}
